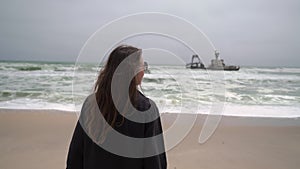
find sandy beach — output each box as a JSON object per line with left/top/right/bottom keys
{"left": 0, "top": 109, "right": 300, "bottom": 169}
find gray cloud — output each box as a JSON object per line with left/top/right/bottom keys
{"left": 0, "top": 0, "right": 299, "bottom": 66}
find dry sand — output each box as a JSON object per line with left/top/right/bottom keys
{"left": 0, "top": 108, "right": 300, "bottom": 169}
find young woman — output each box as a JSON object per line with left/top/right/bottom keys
{"left": 66, "top": 45, "right": 167, "bottom": 169}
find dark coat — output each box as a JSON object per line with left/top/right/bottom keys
{"left": 66, "top": 92, "right": 167, "bottom": 169}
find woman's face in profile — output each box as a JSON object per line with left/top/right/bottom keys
{"left": 136, "top": 56, "right": 144, "bottom": 85}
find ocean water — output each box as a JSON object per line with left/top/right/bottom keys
{"left": 0, "top": 61, "right": 300, "bottom": 118}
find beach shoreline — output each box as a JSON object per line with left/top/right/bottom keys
{"left": 1, "top": 108, "right": 300, "bottom": 169}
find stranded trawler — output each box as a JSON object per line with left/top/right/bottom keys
{"left": 186, "top": 50, "right": 240, "bottom": 71}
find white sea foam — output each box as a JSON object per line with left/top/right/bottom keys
{"left": 0, "top": 61, "right": 300, "bottom": 117}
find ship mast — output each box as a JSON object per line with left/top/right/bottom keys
{"left": 215, "top": 50, "right": 220, "bottom": 60}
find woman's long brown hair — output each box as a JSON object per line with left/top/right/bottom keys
{"left": 94, "top": 45, "right": 142, "bottom": 141}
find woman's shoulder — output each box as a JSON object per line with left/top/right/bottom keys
{"left": 137, "top": 91, "right": 159, "bottom": 111}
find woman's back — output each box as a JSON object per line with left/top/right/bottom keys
{"left": 66, "top": 91, "right": 167, "bottom": 169}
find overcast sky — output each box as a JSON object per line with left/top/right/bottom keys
{"left": 0, "top": 0, "right": 299, "bottom": 66}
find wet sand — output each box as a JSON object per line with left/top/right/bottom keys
{"left": 0, "top": 109, "right": 299, "bottom": 169}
